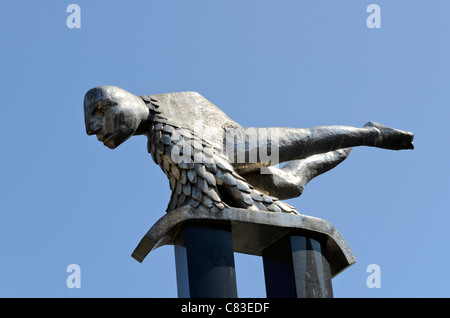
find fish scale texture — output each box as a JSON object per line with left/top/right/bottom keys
{"left": 142, "top": 95, "right": 298, "bottom": 215}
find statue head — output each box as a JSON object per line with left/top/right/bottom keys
{"left": 84, "top": 86, "right": 150, "bottom": 149}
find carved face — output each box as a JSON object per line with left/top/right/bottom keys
{"left": 84, "top": 86, "right": 148, "bottom": 149}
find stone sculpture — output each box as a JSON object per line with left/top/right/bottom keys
{"left": 84, "top": 85, "right": 414, "bottom": 216}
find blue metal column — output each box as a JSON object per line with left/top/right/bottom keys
{"left": 174, "top": 223, "right": 238, "bottom": 298}
{"left": 262, "top": 235, "right": 333, "bottom": 298}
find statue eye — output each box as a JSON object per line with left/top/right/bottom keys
{"left": 93, "top": 107, "right": 104, "bottom": 115}
{"left": 92, "top": 100, "right": 117, "bottom": 116}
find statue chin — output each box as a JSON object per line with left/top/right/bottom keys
{"left": 103, "top": 140, "right": 118, "bottom": 149}
{"left": 102, "top": 132, "right": 132, "bottom": 149}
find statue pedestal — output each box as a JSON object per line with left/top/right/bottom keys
{"left": 263, "top": 235, "right": 333, "bottom": 298}
{"left": 132, "top": 206, "right": 355, "bottom": 298}
{"left": 174, "top": 223, "right": 237, "bottom": 298}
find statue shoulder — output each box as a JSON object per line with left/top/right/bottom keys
{"left": 145, "top": 91, "right": 240, "bottom": 134}
{"left": 150, "top": 91, "right": 203, "bottom": 100}
{"left": 149, "top": 91, "right": 223, "bottom": 114}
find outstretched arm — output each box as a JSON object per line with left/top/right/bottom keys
{"left": 227, "top": 122, "right": 413, "bottom": 174}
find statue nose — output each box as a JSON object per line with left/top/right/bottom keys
{"left": 86, "top": 120, "right": 99, "bottom": 135}
{"left": 84, "top": 110, "right": 102, "bottom": 137}
{"left": 86, "top": 124, "right": 99, "bottom": 136}
{"left": 85, "top": 111, "right": 104, "bottom": 135}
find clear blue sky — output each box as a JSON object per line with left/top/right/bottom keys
{"left": 0, "top": 1, "right": 449, "bottom": 297}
